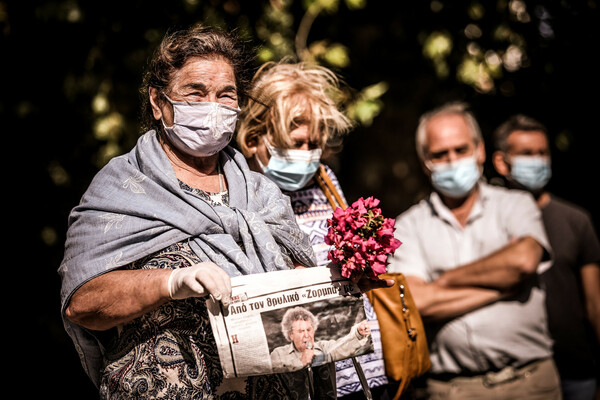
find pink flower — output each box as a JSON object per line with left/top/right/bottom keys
{"left": 326, "top": 196, "right": 402, "bottom": 281}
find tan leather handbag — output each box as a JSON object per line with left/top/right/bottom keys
{"left": 316, "top": 165, "right": 431, "bottom": 399}
{"left": 366, "top": 273, "right": 431, "bottom": 399}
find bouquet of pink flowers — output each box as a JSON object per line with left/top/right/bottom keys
{"left": 325, "top": 196, "right": 402, "bottom": 281}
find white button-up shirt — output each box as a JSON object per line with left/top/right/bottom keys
{"left": 388, "top": 182, "right": 553, "bottom": 375}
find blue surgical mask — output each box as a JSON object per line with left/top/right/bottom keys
{"left": 428, "top": 155, "right": 481, "bottom": 198}
{"left": 260, "top": 138, "right": 322, "bottom": 191}
{"left": 510, "top": 155, "right": 551, "bottom": 191}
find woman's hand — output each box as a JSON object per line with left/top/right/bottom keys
{"left": 327, "top": 262, "right": 395, "bottom": 292}
{"left": 168, "top": 262, "right": 232, "bottom": 306}
{"left": 353, "top": 273, "right": 395, "bottom": 293}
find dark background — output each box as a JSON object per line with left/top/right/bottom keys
{"left": 3, "top": 0, "right": 599, "bottom": 397}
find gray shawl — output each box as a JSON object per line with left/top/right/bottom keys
{"left": 59, "top": 130, "right": 316, "bottom": 386}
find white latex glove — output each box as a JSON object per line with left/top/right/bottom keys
{"left": 167, "top": 262, "right": 232, "bottom": 306}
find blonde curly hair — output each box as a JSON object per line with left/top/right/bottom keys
{"left": 236, "top": 59, "right": 353, "bottom": 156}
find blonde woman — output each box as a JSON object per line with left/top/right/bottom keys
{"left": 236, "top": 60, "right": 390, "bottom": 400}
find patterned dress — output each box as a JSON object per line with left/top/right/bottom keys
{"left": 97, "top": 183, "right": 300, "bottom": 399}
{"left": 283, "top": 165, "right": 389, "bottom": 398}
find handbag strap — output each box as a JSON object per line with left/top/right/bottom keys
{"left": 315, "top": 164, "right": 348, "bottom": 210}
{"left": 316, "top": 164, "right": 373, "bottom": 400}
{"left": 352, "top": 357, "right": 373, "bottom": 400}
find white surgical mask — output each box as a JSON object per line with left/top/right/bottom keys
{"left": 510, "top": 155, "right": 552, "bottom": 191}
{"left": 428, "top": 155, "right": 481, "bottom": 198}
{"left": 161, "top": 95, "right": 240, "bottom": 157}
{"left": 260, "top": 138, "right": 322, "bottom": 191}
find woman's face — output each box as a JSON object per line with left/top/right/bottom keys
{"left": 150, "top": 55, "right": 238, "bottom": 125}
{"left": 288, "top": 121, "right": 321, "bottom": 151}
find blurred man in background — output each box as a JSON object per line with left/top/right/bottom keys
{"left": 388, "top": 102, "right": 560, "bottom": 399}
{"left": 493, "top": 114, "right": 600, "bottom": 400}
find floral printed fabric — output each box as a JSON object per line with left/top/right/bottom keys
{"left": 98, "top": 186, "right": 311, "bottom": 399}
{"left": 99, "top": 242, "right": 296, "bottom": 399}
{"left": 59, "top": 130, "right": 315, "bottom": 387}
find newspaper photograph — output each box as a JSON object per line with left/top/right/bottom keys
{"left": 207, "top": 266, "right": 374, "bottom": 378}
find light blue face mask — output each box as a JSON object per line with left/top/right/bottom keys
{"left": 260, "top": 138, "right": 322, "bottom": 191}
{"left": 510, "top": 155, "right": 552, "bottom": 191}
{"left": 429, "top": 155, "right": 481, "bottom": 198}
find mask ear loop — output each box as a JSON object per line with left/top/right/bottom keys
{"left": 159, "top": 91, "right": 177, "bottom": 129}
{"left": 253, "top": 136, "right": 273, "bottom": 172}
{"left": 263, "top": 136, "right": 276, "bottom": 154}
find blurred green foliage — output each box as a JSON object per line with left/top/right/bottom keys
{"left": 5, "top": 0, "right": 599, "bottom": 397}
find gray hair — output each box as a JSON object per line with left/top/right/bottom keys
{"left": 415, "top": 101, "right": 482, "bottom": 162}
{"left": 280, "top": 307, "right": 318, "bottom": 341}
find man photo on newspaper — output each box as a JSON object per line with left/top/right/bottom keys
{"left": 270, "top": 306, "right": 372, "bottom": 373}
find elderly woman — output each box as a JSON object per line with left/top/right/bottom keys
{"left": 236, "top": 60, "right": 391, "bottom": 400}
{"left": 59, "top": 25, "right": 317, "bottom": 399}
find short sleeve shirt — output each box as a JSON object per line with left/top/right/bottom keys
{"left": 387, "top": 182, "right": 554, "bottom": 375}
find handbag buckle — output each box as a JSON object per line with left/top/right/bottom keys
{"left": 399, "top": 284, "right": 418, "bottom": 341}
{"left": 407, "top": 328, "right": 417, "bottom": 341}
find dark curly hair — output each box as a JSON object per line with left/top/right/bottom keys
{"left": 139, "top": 23, "right": 255, "bottom": 133}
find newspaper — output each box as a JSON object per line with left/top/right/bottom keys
{"left": 207, "top": 266, "right": 374, "bottom": 378}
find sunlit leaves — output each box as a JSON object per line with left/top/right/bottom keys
{"left": 93, "top": 112, "right": 124, "bottom": 141}
{"left": 456, "top": 42, "right": 503, "bottom": 93}
{"left": 41, "top": 226, "right": 58, "bottom": 247}
{"left": 89, "top": 79, "right": 127, "bottom": 166}
{"left": 468, "top": 2, "right": 485, "bottom": 20}
{"left": 502, "top": 44, "right": 524, "bottom": 72}
{"left": 555, "top": 130, "right": 573, "bottom": 152}
{"left": 257, "top": 0, "right": 384, "bottom": 127}
{"left": 65, "top": 3, "right": 82, "bottom": 23}
{"left": 508, "top": 0, "right": 530, "bottom": 22}
{"left": 457, "top": 55, "right": 495, "bottom": 93}
{"left": 258, "top": 46, "right": 276, "bottom": 62}
{"left": 48, "top": 161, "right": 70, "bottom": 186}
{"left": 422, "top": 30, "right": 452, "bottom": 79}
{"left": 323, "top": 43, "right": 349, "bottom": 67}
{"left": 346, "top": 81, "right": 388, "bottom": 126}
{"left": 422, "top": 30, "right": 453, "bottom": 59}
{"left": 92, "top": 93, "right": 109, "bottom": 114}
{"left": 419, "top": 0, "right": 538, "bottom": 93}
{"left": 464, "top": 23, "right": 482, "bottom": 39}
{"left": 33, "top": 0, "right": 82, "bottom": 23}
{"left": 307, "top": 40, "right": 350, "bottom": 67}
{"left": 255, "top": 0, "right": 295, "bottom": 61}
{"left": 344, "top": 0, "right": 366, "bottom": 10}
{"left": 303, "top": 0, "right": 339, "bottom": 14}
